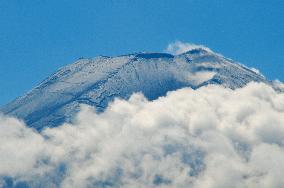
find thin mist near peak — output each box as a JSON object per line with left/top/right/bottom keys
{"left": 165, "top": 41, "right": 213, "bottom": 55}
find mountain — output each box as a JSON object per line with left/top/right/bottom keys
{"left": 0, "top": 48, "right": 267, "bottom": 131}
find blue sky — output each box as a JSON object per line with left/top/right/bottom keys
{"left": 0, "top": 0, "right": 283, "bottom": 105}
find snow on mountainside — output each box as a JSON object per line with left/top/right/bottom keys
{"left": 0, "top": 48, "right": 267, "bottom": 130}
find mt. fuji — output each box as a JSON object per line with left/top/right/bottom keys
{"left": 0, "top": 48, "right": 268, "bottom": 130}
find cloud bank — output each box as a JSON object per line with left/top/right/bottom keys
{"left": 0, "top": 82, "right": 284, "bottom": 188}
{"left": 165, "top": 41, "right": 213, "bottom": 55}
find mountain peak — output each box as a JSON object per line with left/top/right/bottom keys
{"left": 182, "top": 47, "right": 212, "bottom": 55}
{"left": 135, "top": 52, "right": 174, "bottom": 59}
{"left": 1, "top": 49, "right": 267, "bottom": 130}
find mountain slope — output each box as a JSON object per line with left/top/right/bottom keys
{"left": 0, "top": 49, "right": 267, "bottom": 130}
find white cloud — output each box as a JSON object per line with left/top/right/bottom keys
{"left": 0, "top": 82, "right": 284, "bottom": 187}
{"left": 250, "top": 67, "right": 260, "bottom": 74}
{"left": 187, "top": 71, "right": 216, "bottom": 86}
{"left": 272, "top": 80, "right": 284, "bottom": 92}
{"left": 165, "top": 41, "right": 213, "bottom": 55}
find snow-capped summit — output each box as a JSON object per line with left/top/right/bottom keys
{"left": 1, "top": 48, "right": 267, "bottom": 130}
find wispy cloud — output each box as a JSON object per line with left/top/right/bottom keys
{"left": 165, "top": 41, "right": 213, "bottom": 55}
{"left": 0, "top": 83, "right": 284, "bottom": 187}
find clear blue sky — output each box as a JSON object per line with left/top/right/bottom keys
{"left": 0, "top": 0, "right": 283, "bottom": 105}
